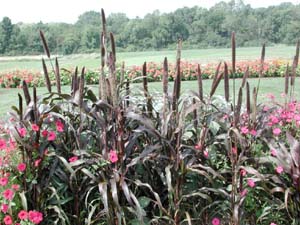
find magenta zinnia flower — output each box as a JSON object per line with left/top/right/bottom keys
{"left": 3, "top": 189, "right": 14, "bottom": 200}
{"left": 1, "top": 203, "right": 8, "bottom": 213}
{"left": 41, "top": 130, "right": 48, "bottom": 137}
{"left": 3, "top": 215, "right": 13, "bottom": 225}
{"left": 276, "top": 166, "right": 284, "bottom": 174}
{"left": 270, "top": 149, "right": 277, "bottom": 157}
{"left": 56, "top": 120, "right": 64, "bottom": 132}
{"left": 240, "top": 126, "right": 249, "bottom": 134}
{"left": 272, "top": 127, "right": 281, "bottom": 136}
{"left": 247, "top": 179, "right": 255, "bottom": 188}
{"left": 0, "top": 177, "right": 8, "bottom": 186}
{"left": 48, "top": 131, "right": 56, "bottom": 141}
{"left": 31, "top": 124, "right": 39, "bottom": 132}
{"left": 212, "top": 217, "right": 220, "bottom": 225}
{"left": 0, "top": 139, "right": 6, "bottom": 149}
{"left": 17, "top": 163, "right": 26, "bottom": 172}
{"left": 109, "top": 150, "right": 118, "bottom": 163}
{"left": 18, "top": 127, "right": 27, "bottom": 138}
{"left": 69, "top": 156, "right": 78, "bottom": 163}
{"left": 18, "top": 210, "right": 28, "bottom": 220}
{"left": 28, "top": 210, "right": 43, "bottom": 224}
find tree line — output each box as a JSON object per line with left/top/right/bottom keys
{"left": 0, "top": 0, "right": 299, "bottom": 56}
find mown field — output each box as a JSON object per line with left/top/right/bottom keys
{"left": 0, "top": 45, "right": 296, "bottom": 72}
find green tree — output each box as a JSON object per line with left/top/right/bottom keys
{"left": 0, "top": 17, "right": 13, "bottom": 53}
{"left": 76, "top": 11, "right": 101, "bottom": 27}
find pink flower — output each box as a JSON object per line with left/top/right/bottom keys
{"left": 34, "top": 159, "right": 42, "bottom": 167}
{"left": 247, "top": 179, "right": 255, "bottom": 188}
{"left": 28, "top": 210, "right": 43, "bottom": 224}
{"left": 1, "top": 203, "right": 8, "bottom": 213}
{"left": 270, "top": 223, "right": 277, "bottom": 225}
{"left": 269, "top": 115, "right": 279, "bottom": 125}
{"left": 41, "top": 130, "right": 48, "bottom": 137}
{"left": 0, "top": 138, "right": 6, "bottom": 149}
{"left": 31, "top": 124, "right": 39, "bottom": 132}
{"left": 56, "top": 120, "right": 64, "bottom": 132}
{"left": 250, "top": 129, "right": 257, "bottom": 136}
{"left": 240, "top": 126, "right": 249, "bottom": 135}
{"left": 18, "top": 127, "right": 27, "bottom": 138}
{"left": 18, "top": 210, "right": 28, "bottom": 220}
{"left": 69, "top": 156, "right": 78, "bottom": 163}
{"left": 273, "top": 128, "right": 281, "bottom": 136}
{"left": 109, "top": 150, "right": 118, "bottom": 163}
{"left": 48, "top": 131, "right": 56, "bottom": 141}
{"left": 9, "top": 138, "right": 16, "bottom": 149}
{"left": 3, "top": 189, "right": 14, "bottom": 200}
{"left": 0, "top": 177, "right": 8, "bottom": 186}
{"left": 4, "top": 172, "right": 10, "bottom": 177}
{"left": 17, "top": 163, "right": 26, "bottom": 172}
{"left": 232, "top": 146, "right": 237, "bottom": 154}
{"left": 194, "top": 144, "right": 201, "bottom": 150}
{"left": 3, "top": 215, "right": 13, "bottom": 225}
{"left": 11, "top": 184, "right": 20, "bottom": 191}
{"left": 270, "top": 149, "right": 277, "bottom": 157}
{"left": 212, "top": 217, "right": 220, "bottom": 225}
{"left": 240, "top": 169, "right": 247, "bottom": 177}
{"left": 57, "top": 125, "right": 64, "bottom": 132}
{"left": 294, "top": 114, "right": 300, "bottom": 121}
{"left": 288, "top": 102, "right": 296, "bottom": 111}
{"left": 203, "top": 150, "right": 209, "bottom": 159}
{"left": 266, "top": 93, "right": 275, "bottom": 100}
{"left": 241, "top": 189, "right": 248, "bottom": 197}
{"left": 276, "top": 166, "right": 284, "bottom": 174}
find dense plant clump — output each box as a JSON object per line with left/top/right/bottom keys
{"left": 0, "top": 59, "right": 299, "bottom": 88}
{"left": 0, "top": 9, "right": 300, "bottom": 225}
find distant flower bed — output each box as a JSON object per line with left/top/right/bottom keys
{"left": 126, "top": 59, "right": 299, "bottom": 81}
{"left": 0, "top": 70, "right": 42, "bottom": 88}
{"left": 0, "top": 59, "right": 298, "bottom": 88}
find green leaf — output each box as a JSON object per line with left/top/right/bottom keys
{"left": 138, "top": 196, "right": 151, "bottom": 209}
{"left": 31, "top": 179, "right": 38, "bottom": 184}
{"left": 209, "top": 121, "right": 220, "bottom": 135}
{"left": 81, "top": 168, "right": 97, "bottom": 182}
{"left": 86, "top": 204, "right": 97, "bottom": 225}
{"left": 11, "top": 105, "right": 20, "bottom": 114}
{"left": 19, "top": 191, "right": 28, "bottom": 211}
{"left": 56, "top": 155, "right": 75, "bottom": 174}
{"left": 129, "top": 219, "right": 150, "bottom": 225}
{"left": 86, "top": 88, "right": 98, "bottom": 102}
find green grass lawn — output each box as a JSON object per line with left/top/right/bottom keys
{"left": 0, "top": 45, "right": 296, "bottom": 72}
{"left": 0, "top": 77, "right": 297, "bottom": 119}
